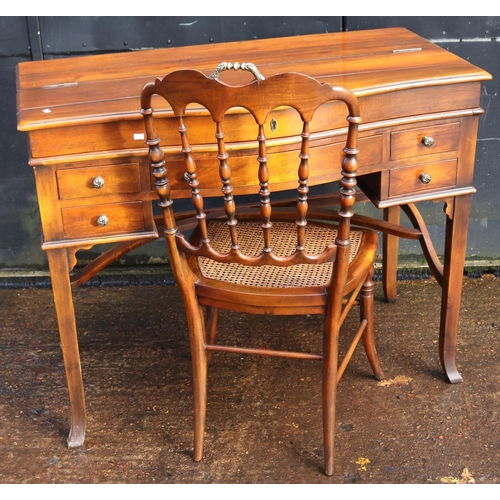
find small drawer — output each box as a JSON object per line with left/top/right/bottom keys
{"left": 388, "top": 159, "right": 458, "bottom": 198}
{"left": 57, "top": 163, "right": 141, "bottom": 200}
{"left": 61, "top": 201, "right": 146, "bottom": 239}
{"left": 391, "top": 122, "right": 460, "bottom": 161}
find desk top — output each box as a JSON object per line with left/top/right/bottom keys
{"left": 17, "top": 27, "right": 491, "bottom": 133}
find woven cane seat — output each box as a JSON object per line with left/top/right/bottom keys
{"left": 198, "top": 221, "right": 364, "bottom": 288}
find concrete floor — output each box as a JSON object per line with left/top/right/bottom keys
{"left": 0, "top": 274, "right": 499, "bottom": 484}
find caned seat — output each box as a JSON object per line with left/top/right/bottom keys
{"left": 140, "top": 62, "right": 384, "bottom": 476}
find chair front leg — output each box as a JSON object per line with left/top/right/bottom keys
{"left": 184, "top": 296, "right": 208, "bottom": 462}
{"left": 322, "top": 314, "right": 341, "bottom": 476}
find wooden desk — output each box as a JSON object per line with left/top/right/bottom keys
{"left": 16, "top": 27, "right": 491, "bottom": 448}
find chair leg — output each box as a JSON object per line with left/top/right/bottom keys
{"left": 205, "top": 306, "right": 219, "bottom": 362}
{"left": 205, "top": 306, "right": 219, "bottom": 344}
{"left": 322, "top": 318, "right": 340, "bottom": 476}
{"left": 360, "top": 266, "right": 384, "bottom": 380}
{"left": 184, "top": 297, "right": 209, "bottom": 462}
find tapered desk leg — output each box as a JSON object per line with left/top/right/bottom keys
{"left": 46, "top": 248, "right": 86, "bottom": 447}
{"left": 440, "top": 195, "right": 471, "bottom": 384}
{"left": 383, "top": 206, "right": 400, "bottom": 302}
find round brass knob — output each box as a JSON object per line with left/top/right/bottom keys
{"left": 419, "top": 173, "right": 432, "bottom": 184}
{"left": 96, "top": 214, "right": 109, "bottom": 226}
{"left": 422, "top": 136, "right": 434, "bottom": 148}
{"left": 92, "top": 176, "right": 105, "bottom": 189}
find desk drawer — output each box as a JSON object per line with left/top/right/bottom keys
{"left": 391, "top": 122, "right": 460, "bottom": 160}
{"left": 56, "top": 163, "right": 141, "bottom": 200}
{"left": 389, "top": 159, "right": 458, "bottom": 197}
{"left": 61, "top": 201, "right": 146, "bottom": 239}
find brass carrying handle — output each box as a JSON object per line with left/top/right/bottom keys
{"left": 209, "top": 62, "right": 265, "bottom": 81}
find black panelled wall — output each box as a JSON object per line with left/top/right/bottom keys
{"left": 1, "top": 16, "right": 499, "bottom": 272}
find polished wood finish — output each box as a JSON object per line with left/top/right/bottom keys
{"left": 16, "top": 28, "right": 491, "bottom": 457}
{"left": 141, "top": 68, "right": 383, "bottom": 475}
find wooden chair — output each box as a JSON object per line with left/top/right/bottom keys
{"left": 140, "top": 62, "right": 385, "bottom": 476}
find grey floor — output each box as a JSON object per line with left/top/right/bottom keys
{"left": 1, "top": 275, "right": 499, "bottom": 484}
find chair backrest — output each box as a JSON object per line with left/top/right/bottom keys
{"left": 140, "top": 62, "right": 360, "bottom": 273}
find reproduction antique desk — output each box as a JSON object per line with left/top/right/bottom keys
{"left": 16, "top": 28, "right": 492, "bottom": 448}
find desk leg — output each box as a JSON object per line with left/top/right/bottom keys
{"left": 382, "top": 206, "right": 400, "bottom": 302}
{"left": 440, "top": 195, "right": 471, "bottom": 384}
{"left": 46, "top": 248, "right": 86, "bottom": 447}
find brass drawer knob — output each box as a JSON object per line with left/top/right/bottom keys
{"left": 92, "top": 176, "right": 105, "bottom": 189}
{"left": 419, "top": 173, "right": 432, "bottom": 184}
{"left": 96, "top": 214, "right": 109, "bottom": 226}
{"left": 422, "top": 136, "right": 434, "bottom": 148}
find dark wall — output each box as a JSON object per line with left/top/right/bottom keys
{"left": 1, "top": 16, "right": 499, "bottom": 271}
{"left": 0, "top": 17, "right": 40, "bottom": 269}
{"left": 346, "top": 17, "right": 500, "bottom": 267}
{"left": 38, "top": 17, "right": 343, "bottom": 54}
